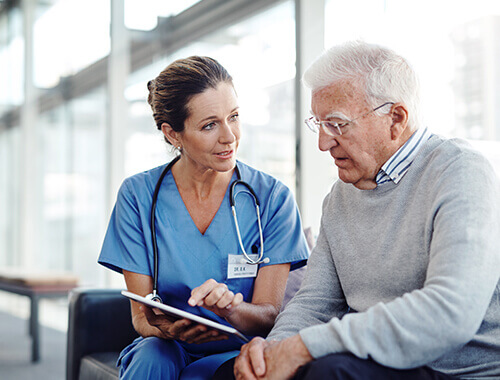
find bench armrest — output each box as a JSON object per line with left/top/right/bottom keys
{"left": 66, "top": 288, "right": 138, "bottom": 380}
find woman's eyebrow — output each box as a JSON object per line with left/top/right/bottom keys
{"left": 198, "top": 107, "right": 240, "bottom": 124}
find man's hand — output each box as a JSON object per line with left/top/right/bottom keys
{"left": 234, "top": 337, "right": 270, "bottom": 379}
{"left": 234, "top": 335, "right": 313, "bottom": 380}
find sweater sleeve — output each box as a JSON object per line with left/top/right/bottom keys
{"left": 267, "top": 192, "right": 349, "bottom": 341}
{"left": 299, "top": 150, "right": 500, "bottom": 369}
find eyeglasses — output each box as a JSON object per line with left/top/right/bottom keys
{"left": 305, "top": 102, "right": 394, "bottom": 137}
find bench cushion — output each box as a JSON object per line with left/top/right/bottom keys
{"left": 79, "top": 352, "right": 119, "bottom": 380}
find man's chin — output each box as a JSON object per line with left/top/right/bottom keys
{"left": 337, "top": 169, "right": 353, "bottom": 183}
{"left": 338, "top": 171, "right": 377, "bottom": 190}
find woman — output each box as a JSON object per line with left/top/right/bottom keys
{"left": 98, "top": 56, "right": 309, "bottom": 379}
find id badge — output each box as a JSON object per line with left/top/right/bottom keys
{"left": 227, "top": 254, "right": 259, "bottom": 279}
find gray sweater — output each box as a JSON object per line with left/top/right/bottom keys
{"left": 269, "top": 135, "right": 500, "bottom": 378}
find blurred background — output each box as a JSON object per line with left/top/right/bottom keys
{"left": 0, "top": 0, "right": 499, "bottom": 376}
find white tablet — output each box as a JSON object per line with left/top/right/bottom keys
{"left": 121, "top": 290, "right": 249, "bottom": 342}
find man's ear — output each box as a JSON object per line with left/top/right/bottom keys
{"left": 161, "top": 123, "right": 181, "bottom": 147}
{"left": 389, "top": 103, "right": 409, "bottom": 140}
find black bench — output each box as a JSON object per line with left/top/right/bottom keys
{"left": 66, "top": 267, "right": 307, "bottom": 380}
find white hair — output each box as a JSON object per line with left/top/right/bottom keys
{"left": 303, "top": 41, "right": 421, "bottom": 131}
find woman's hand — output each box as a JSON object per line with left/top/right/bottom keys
{"left": 188, "top": 279, "right": 244, "bottom": 318}
{"left": 141, "top": 305, "right": 228, "bottom": 344}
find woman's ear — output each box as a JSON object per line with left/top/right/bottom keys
{"left": 161, "top": 123, "right": 181, "bottom": 148}
{"left": 389, "top": 103, "right": 409, "bottom": 141}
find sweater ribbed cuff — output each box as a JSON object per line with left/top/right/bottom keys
{"left": 299, "top": 322, "right": 345, "bottom": 359}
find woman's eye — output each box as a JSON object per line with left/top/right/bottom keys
{"left": 229, "top": 113, "right": 239, "bottom": 122}
{"left": 202, "top": 122, "right": 216, "bottom": 130}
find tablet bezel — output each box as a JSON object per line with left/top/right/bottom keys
{"left": 121, "top": 290, "right": 249, "bottom": 342}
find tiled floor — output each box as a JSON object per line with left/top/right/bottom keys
{"left": 0, "top": 310, "right": 66, "bottom": 380}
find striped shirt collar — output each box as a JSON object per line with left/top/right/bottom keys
{"left": 376, "top": 127, "right": 432, "bottom": 185}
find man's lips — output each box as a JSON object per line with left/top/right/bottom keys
{"left": 332, "top": 153, "right": 348, "bottom": 161}
{"left": 332, "top": 155, "right": 349, "bottom": 167}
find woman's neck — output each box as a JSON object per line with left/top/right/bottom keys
{"left": 171, "top": 157, "right": 234, "bottom": 201}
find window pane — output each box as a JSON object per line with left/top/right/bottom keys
{"left": 0, "top": 7, "right": 24, "bottom": 111}
{"left": 34, "top": 0, "right": 110, "bottom": 88}
{"left": 38, "top": 105, "right": 71, "bottom": 271}
{"left": 125, "top": 0, "right": 201, "bottom": 30}
{"left": 38, "top": 88, "right": 107, "bottom": 284}
{"left": 0, "top": 127, "right": 21, "bottom": 266}
{"left": 68, "top": 89, "right": 107, "bottom": 285}
{"left": 325, "top": 0, "right": 500, "bottom": 174}
{"left": 124, "top": 64, "right": 171, "bottom": 177}
{"left": 125, "top": 1, "right": 297, "bottom": 190}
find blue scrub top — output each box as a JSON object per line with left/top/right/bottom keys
{"left": 98, "top": 160, "right": 309, "bottom": 354}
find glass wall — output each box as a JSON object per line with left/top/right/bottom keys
{"left": 68, "top": 88, "right": 107, "bottom": 285}
{"left": 124, "top": 0, "right": 201, "bottom": 31}
{"left": 33, "top": 0, "right": 110, "bottom": 88}
{"left": 37, "top": 88, "right": 107, "bottom": 283}
{"left": 0, "top": 6, "right": 23, "bottom": 113}
{"left": 38, "top": 105, "right": 70, "bottom": 271}
{"left": 0, "top": 127, "right": 21, "bottom": 267}
{"left": 0, "top": 0, "right": 297, "bottom": 291}
{"left": 325, "top": 0, "right": 500, "bottom": 174}
{"left": 2, "top": 0, "right": 498, "bottom": 311}
{"left": 0, "top": 4, "right": 23, "bottom": 268}
{"left": 124, "top": 1, "right": 296, "bottom": 190}
{"left": 124, "top": 63, "right": 171, "bottom": 178}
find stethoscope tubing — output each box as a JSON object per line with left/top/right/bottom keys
{"left": 230, "top": 180, "right": 266, "bottom": 265}
{"left": 149, "top": 156, "right": 181, "bottom": 302}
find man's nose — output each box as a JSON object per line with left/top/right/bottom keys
{"left": 318, "top": 127, "right": 339, "bottom": 151}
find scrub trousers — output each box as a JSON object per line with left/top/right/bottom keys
{"left": 119, "top": 336, "right": 239, "bottom": 380}
{"left": 213, "top": 353, "right": 458, "bottom": 379}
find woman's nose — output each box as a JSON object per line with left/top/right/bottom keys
{"left": 219, "top": 122, "right": 236, "bottom": 144}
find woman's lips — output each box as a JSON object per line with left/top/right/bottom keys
{"left": 215, "top": 150, "right": 233, "bottom": 159}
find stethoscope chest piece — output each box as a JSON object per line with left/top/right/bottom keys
{"left": 145, "top": 291, "right": 163, "bottom": 303}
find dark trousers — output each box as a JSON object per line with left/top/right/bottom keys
{"left": 212, "top": 353, "right": 457, "bottom": 379}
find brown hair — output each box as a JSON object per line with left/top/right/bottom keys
{"left": 147, "top": 56, "right": 233, "bottom": 144}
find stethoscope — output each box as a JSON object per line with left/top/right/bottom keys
{"left": 146, "top": 156, "right": 269, "bottom": 303}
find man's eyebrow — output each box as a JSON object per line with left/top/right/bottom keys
{"left": 324, "top": 111, "right": 351, "bottom": 121}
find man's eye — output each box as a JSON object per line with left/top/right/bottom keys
{"left": 326, "top": 121, "right": 348, "bottom": 129}
{"left": 324, "top": 121, "right": 340, "bottom": 129}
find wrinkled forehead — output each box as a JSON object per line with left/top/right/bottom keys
{"left": 311, "top": 80, "right": 366, "bottom": 118}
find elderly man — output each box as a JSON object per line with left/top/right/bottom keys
{"left": 213, "top": 41, "right": 500, "bottom": 379}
